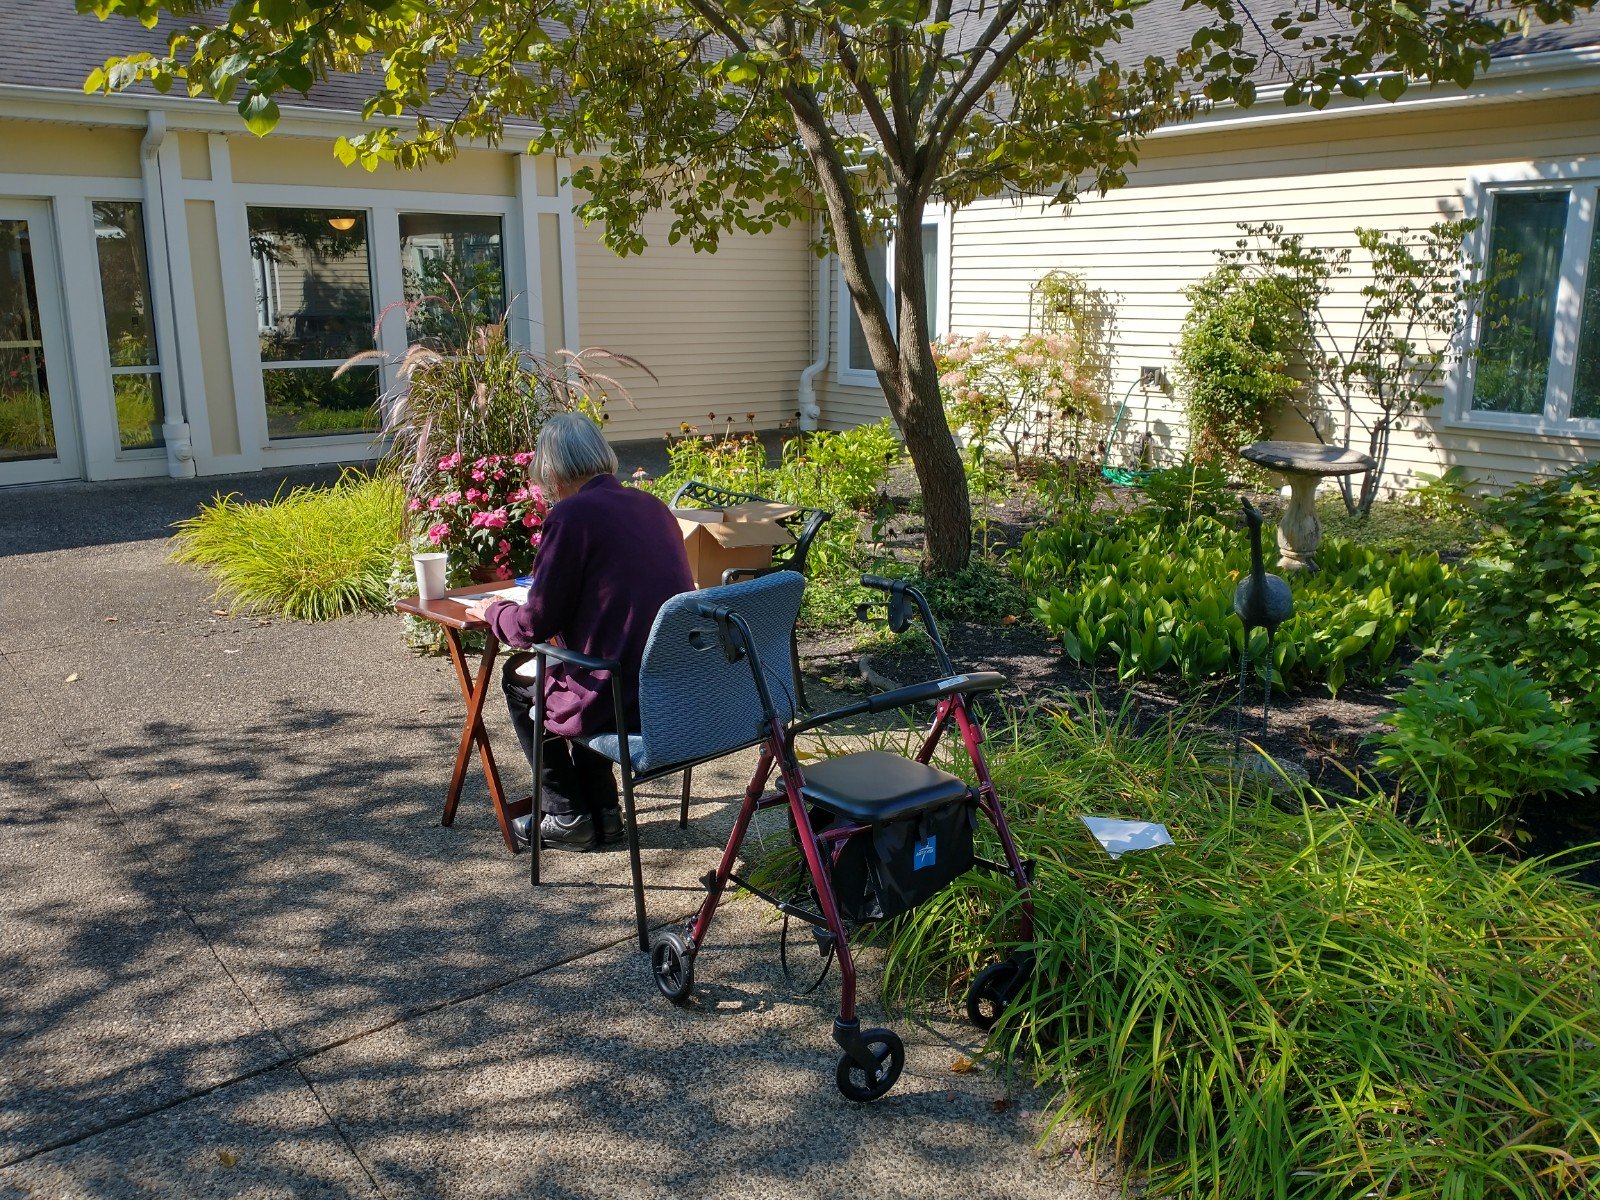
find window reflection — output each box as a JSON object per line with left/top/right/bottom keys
{"left": 399, "top": 212, "right": 506, "bottom": 345}
{"left": 247, "top": 207, "right": 377, "bottom": 438}
{"left": 94, "top": 201, "right": 165, "bottom": 450}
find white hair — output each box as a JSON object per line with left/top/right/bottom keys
{"left": 533, "top": 412, "right": 618, "bottom": 491}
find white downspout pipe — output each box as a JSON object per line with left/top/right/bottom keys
{"left": 797, "top": 236, "right": 829, "bottom": 431}
{"left": 140, "top": 110, "right": 195, "bottom": 478}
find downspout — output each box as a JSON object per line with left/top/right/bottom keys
{"left": 797, "top": 238, "right": 829, "bottom": 431}
{"left": 140, "top": 111, "right": 196, "bottom": 477}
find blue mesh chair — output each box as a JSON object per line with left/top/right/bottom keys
{"left": 523, "top": 572, "right": 806, "bottom": 951}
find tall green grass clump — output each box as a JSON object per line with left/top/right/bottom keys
{"left": 886, "top": 701, "right": 1600, "bottom": 1199}
{"left": 172, "top": 471, "right": 404, "bottom": 621}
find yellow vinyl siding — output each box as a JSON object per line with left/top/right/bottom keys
{"left": 575, "top": 208, "right": 812, "bottom": 441}
{"left": 948, "top": 92, "right": 1600, "bottom": 492}
{"left": 0, "top": 119, "right": 140, "bottom": 177}
{"left": 228, "top": 136, "right": 516, "bottom": 195}
{"left": 940, "top": 88, "right": 1600, "bottom": 492}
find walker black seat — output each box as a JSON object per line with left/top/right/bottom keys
{"left": 798, "top": 750, "right": 971, "bottom": 824}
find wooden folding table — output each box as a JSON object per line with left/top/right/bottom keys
{"left": 396, "top": 582, "right": 531, "bottom": 853}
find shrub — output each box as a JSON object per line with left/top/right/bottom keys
{"left": 413, "top": 451, "right": 551, "bottom": 579}
{"left": 1452, "top": 462, "right": 1600, "bottom": 727}
{"left": 171, "top": 471, "right": 405, "bottom": 621}
{"left": 1173, "top": 264, "right": 1307, "bottom": 462}
{"left": 1132, "top": 459, "right": 1232, "bottom": 528}
{"left": 885, "top": 702, "right": 1600, "bottom": 1200}
{"left": 1372, "top": 652, "right": 1599, "bottom": 842}
{"left": 1019, "top": 512, "right": 1458, "bottom": 692}
{"left": 934, "top": 324, "right": 1109, "bottom": 474}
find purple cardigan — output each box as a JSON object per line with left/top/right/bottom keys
{"left": 486, "top": 474, "right": 693, "bottom": 738}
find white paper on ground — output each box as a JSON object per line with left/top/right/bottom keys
{"left": 1079, "top": 816, "right": 1174, "bottom": 859}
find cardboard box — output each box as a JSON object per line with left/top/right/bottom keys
{"left": 673, "top": 502, "right": 797, "bottom": 589}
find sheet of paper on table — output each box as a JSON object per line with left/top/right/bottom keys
{"left": 1079, "top": 816, "right": 1174, "bottom": 859}
{"left": 475, "top": 586, "right": 529, "bottom": 605}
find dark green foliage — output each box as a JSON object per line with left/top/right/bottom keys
{"left": 1019, "top": 511, "right": 1458, "bottom": 692}
{"left": 1453, "top": 462, "right": 1600, "bottom": 727}
{"left": 1173, "top": 265, "right": 1308, "bottom": 461}
{"left": 891, "top": 558, "right": 1031, "bottom": 627}
{"left": 885, "top": 703, "right": 1600, "bottom": 1200}
{"left": 1372, "top": 651, "right": 1599, "bottom": 841}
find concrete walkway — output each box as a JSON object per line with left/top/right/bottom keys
{"left": 0, "top": 468, "right": 1107, "bottom": 1199}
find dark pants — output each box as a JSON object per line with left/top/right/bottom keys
{"left": 502, "top": 656, "right": 619, "bottom": 819}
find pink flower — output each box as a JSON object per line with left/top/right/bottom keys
{"left": 442, "top": 491, "right": 462, "bottom": 506}
{"left": 406, "top": 498, "right": 423, "bottom": 512}
{"left": 470, "top": 469, "right": 487, "bottom": 482}
{"left": 512, "top": 451, "right": 534, "bottom": 466}
{"left": 521, "top": 511, "right": 540, "bottom": 528}
{"left": 426, "top": 523, "right": 450, "bottom": 545}
{"left": 438, "top": 452, "right": 462, "bottom": 470}
{"left": 464, "top": 488, "right": 483, "bottom": 503}
{"left": 428, "top": 496, "right": 442, "bottom": 511}
{"left": 531, "top": 485, "right": 545, "bottom": 504}
{"left": 471, "top": 509, "right": 509, "bottom": 530}
{"left": 509, "top": 487, "right": 529, "bottom": 503}
{"left": 498, "top": 540, "right": 512, "bottom": 555}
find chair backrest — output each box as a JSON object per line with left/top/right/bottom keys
{"left": 631, "top": 571, "right": 805, "bottom": 772}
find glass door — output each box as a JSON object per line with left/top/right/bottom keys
{"left": 0, "top": 201, "right": 79, "bottom": 484}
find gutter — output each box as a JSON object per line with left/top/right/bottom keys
{"left": 139, "top": 110, "right": 196, "bottom": 478}
{"left": 1148, "top": 46, "right": 1600, "bottom": 141}
{"left": 797, "top": 233, "right": 829, "bottom": 431}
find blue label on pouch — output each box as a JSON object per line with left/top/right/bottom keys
{"left": 514, "top": 576, "right": 534, "bottom": 587}
{"left": 914, "top": 835, "right": 937, "bottom": 870}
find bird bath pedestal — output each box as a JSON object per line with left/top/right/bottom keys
{"left": 1239, "top": 440, "right": 1376, "bottom": 572}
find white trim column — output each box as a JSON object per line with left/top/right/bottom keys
{"left": 511, "top": 154, "right": 547, "bottom": 354}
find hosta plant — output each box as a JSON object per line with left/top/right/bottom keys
{"left": 1372, "top": 652, "right": 1599, "bottom": 842}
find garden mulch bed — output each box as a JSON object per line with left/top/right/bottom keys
{"left": 796, "top": 463, "right": 1600, "bottom": 886}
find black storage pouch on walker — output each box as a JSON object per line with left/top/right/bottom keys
{"left": 829, "top": 798, "right": 976, "bottom": 922}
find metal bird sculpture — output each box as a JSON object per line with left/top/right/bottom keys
{"left": 1233, "top": 498, "right": 1294, "bottom": 742}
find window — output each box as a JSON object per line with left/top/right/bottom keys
{"left": 399, "top": 212, "right": 506, "bottom": 344}
{"left": 93, "top": 201, "right": 165, "bottom": 452}
{"left": 247, "top": 206, "right": 379, "bottom": 439}
{"left": 1464, "top": 178, "right": 1600, "bottom": 430}
{"left": 841, "top": 214, "right": 950, "bottom": 382}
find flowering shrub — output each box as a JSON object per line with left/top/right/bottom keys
{"left": 411, "top": 451, "right": 549, "bottom": 578}
{"left": 933, "top": 330, "right": 1107, "bottom": 475}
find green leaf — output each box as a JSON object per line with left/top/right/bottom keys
{"left": 238, "top": 93, "right": 281, "bottom": 137}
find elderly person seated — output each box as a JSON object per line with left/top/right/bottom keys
{"left": 465, "top": 413, "right": 693, "bottom": 851}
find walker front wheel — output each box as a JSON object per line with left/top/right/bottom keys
{"left": 835, "top": 1028, "right": 904, "bottom": 1102}
{"left": 966, "top": 959, "right": 1022, "bottom": 1031}
{"left": 650, "top": 929, "right": 695, "bottom": 1005}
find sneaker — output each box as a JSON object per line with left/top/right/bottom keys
{"left": 540, "top": 812, "right": 596, "bottom": 851}
{"left": 597, "top": 805, "right": 624, "bottom": 845}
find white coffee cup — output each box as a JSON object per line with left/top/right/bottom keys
{"left": 413, "top": 551, "right": 448, "bottom": 600}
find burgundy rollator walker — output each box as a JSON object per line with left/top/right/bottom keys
{"left": 649, "top": 574, "right": 1036, "bottom": 1102}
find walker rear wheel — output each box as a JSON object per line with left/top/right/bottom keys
{"left": 835, "top": 1028, "right": 905, "bottom": 1102}
{"left": 966, "top": 959, "right": 1021, "bottom": 1031}
{"left": 650, "top": 929, "right": 695, "bottom": 1005}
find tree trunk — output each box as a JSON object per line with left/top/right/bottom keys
{"left": 777, "top": 84, "right": 972, "bottom": 572}
{"left": 890, "top": 209, "right": 971, "bottom": 573}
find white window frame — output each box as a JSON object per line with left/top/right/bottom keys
{"left": 1448, "top": 159, "right": 1600, "bottom": 441}
{"left": 837, "top": 205, "right": 953, "bottom": 388}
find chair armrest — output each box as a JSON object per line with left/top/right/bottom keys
{"left": 529, "top": 642, "right": 622, "bottom": 674}
{"left": 720, "top": 564, "right": 780, "bottom": 585}
{"left": 789, "top": 671, "right": 1005, "bottom": 737}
